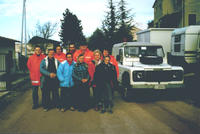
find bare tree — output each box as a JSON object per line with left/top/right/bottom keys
{"left": 35, "top": 21, "right": 58, "bottom": 39}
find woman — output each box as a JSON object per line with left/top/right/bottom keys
{"left": 93, "top": 56, "right": 117, "bottom": 114}
{"left": 88, "top": 49, "right": 102, "bottom": 111}
{"left": 72, "top": 54, "right": 90, "bottom": 112}
{"left": 57, "top": 52, "right": 76, "bottom": 112}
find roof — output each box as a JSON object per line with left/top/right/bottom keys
{"left": 28, "top": 36, "right": 61, "bottom": 45}
{"left": 0, "top": 36, "right": 20, "bottom": 43}
{"left": 113, "top": 42, "right": 162, "bottom": 48}
{"left": 153, "top": 0, "right": 158, "bottom": 8}
{"left": 172, "top": 25, "right": 200, "bottom": 35}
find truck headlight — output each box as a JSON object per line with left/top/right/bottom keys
{"left": 133, "top": 71, "right": 145, "bottom": 81}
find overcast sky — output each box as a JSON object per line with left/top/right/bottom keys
{"left": 0, "top": 0, "right": 155, "bottom": 41}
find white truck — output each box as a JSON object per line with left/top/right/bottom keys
{"left": 112, "top": 42, "right": 184, "bottom": 99}
{"left": 170, "top": 26, "right": 200, "bottom": 67}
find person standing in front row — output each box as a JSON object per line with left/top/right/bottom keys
{"left": 40, "top": 49, "right": 60, "bottom": 111}
{"left": 72, "top": 54, "right": 90, "bottom": 112}
{"left": 57, "top": 52, "right": 76, "bottom": 112}
{"left": 27, "top": 46, "right": 46, "bottom": 109}
{"left": 88, "top": 49, "right": 102, "bottom": 111}
{"left": 93, "top": 56, "right": 118, "bottom": 114}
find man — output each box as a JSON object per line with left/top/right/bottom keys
{"left": 73, "top": 44, "right": 94, "bottom": 65}
{"left": 40, "top": 49, "right": 60, "bottom": 111}
{"left": 54, "top": 46, "right": 66, "bottom": 63}
{"left": 27, "top": 46, "right": 46, "bottom": 109}
{"left": 103, "top": 49, "right": 119, "bottom": 79}
{"left": 68, "top": 44, "right": 76, "bottom": 56}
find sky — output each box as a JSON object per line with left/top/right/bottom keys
{"left": 0, "top": 0, "right": 155, "bottom": 41}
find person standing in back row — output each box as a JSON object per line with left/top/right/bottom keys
{"left": 54, "top": 46, "right": 66, "bottom": 63}
{"left": 27, "top": 46, "right": 46, "bottom": 109}
{"left": 73, "top": 44, "right": 93, "bottom": 65}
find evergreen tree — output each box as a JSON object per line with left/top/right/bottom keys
{"left": 102, "top": 0, "right": 118, "bottom": 52}
{"left": 115, "top": 0, "right": 134, "bottom": 43}
{"left": 59, "top": 9, "right": 86, "bottom": 47}
{"left": 88, "top": 28, "right": 106, "bottom": 51}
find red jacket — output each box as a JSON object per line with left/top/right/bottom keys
{"left": 54, "top": 52, "right": 66, "bottom": 63}
{"left": 27, "top": 53, "right": 46, "bottom": 86}
{"left": 109, "top": 55, "right": 119, "bottom": 79}
{"left": 73, "top": 48, "right": 94, "bottom": 64}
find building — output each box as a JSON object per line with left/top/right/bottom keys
{"left": 0, "top": 36, "right": 20, "bottom": 91}
{"left": 153, "top": 0, "right": 200, "bottom": 28}
{"left": 15, "top": 36, "right": 61, "bottom": 57}
{"left": 0, "top": 36, "right": 19, "bottom": 73}
{"left": 131, "top": 27, "right": 142, "bottom": 41}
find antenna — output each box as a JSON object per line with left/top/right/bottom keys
{"left": 20, "top": 0, "right": 27, "bottom": 57}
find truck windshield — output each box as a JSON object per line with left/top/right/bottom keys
{"left": 124, "top": 46, "right": 164, "bottom": 57}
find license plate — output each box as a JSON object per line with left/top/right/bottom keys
{"left": 154, "top": 84, "right": 166, "bottom": 90}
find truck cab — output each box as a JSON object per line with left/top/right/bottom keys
{"left": 112, "top": 42, "right": 184, "bottom": 99}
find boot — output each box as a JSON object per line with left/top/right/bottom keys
{"left": 101, "top": 103, "right": 106, "bottom": 113}
{"left": 108, "top": 104, "right": 113, "bottom": 114}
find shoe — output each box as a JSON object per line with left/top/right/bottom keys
{"left": 101, "top": 109, "right": 106, "bottom": 113}
{"left": 108, "top": 109, "right": 113, "bottom": 114}
{"left": 32, "top": 105, "right": 38, "bottom": 110}
{"left": 70, "top": 107, "right": 75, "bottom": 111}
{"left": 44, "top": 108, "right": 48, "bottom": 112}
{"left": 61, "top": 108, "right": 65, "bottom": 112}
{"left": 107, "top": 105, "right": 113, "bottom": 114}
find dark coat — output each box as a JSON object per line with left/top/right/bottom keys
{"left": 93, "top": 62, "right": 117, "bottom": 88}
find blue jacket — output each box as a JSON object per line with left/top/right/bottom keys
{"left": 57, "top": 60, "right": 75, "bottom": 87}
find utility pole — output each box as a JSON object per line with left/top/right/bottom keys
{"left": 20, "top": 0, "right": 27, "bottom": 57}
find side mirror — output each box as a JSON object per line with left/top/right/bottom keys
{"left": 116, "top": 55, "right": 120, "bottom": 61}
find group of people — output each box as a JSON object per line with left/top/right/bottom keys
{"left": 27, "top": 43, "right": 119, "bottom": 114}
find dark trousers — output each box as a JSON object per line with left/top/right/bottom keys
{"left": 32, "top": 86, "right": 39, "bottom": 106}
{"left": 75, "top": 83, "right": 90, "bottom": 111}
{"left": 42, "top": 84, "right": 59, "bottom": 109}
{"left": 101, "top": 83, "right": 113, "bottom": 107}
{"left": 60, "top": 87, "right": 75, "bottom": 109}
{"left": 93, "top": 86, "right": 102, "bottom": 106}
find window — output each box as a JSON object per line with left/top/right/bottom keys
{"left": 119, "top": 49, "right": 123, "bottom": 63}
{"left": 174, "top": 44, "right": 181, "bottom": 52}
{"left": 175, "top": 35, "right": 181, "bottom": 42}
{"left": 189, "top": 14, "right": 196, "bottom": 25}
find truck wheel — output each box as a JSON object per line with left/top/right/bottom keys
{"left": 122, "top": 86, "right": 130, "bottom": 101}
{"left": 121, "top": 73, "right": 131, "bottom": 101}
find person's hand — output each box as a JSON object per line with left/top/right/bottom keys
{"left": 81, "top": 79, "right": 88, "bottom": 83}
{"left": 50, "top": 73, "right": 56, "bottom": 78}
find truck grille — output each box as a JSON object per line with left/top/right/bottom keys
{"left": 133, "top": 70, "right": 183, "bottom": 82}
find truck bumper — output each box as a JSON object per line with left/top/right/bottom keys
{"left": 130, "top": 83, "right": 184, "bottom": 90}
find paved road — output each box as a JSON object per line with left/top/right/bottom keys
{"left": 0, "top": 89, "right": 200, "bottom": 134}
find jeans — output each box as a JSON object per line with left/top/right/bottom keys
{"left": 32, "top": 86, "right": 39, "bottom": 106}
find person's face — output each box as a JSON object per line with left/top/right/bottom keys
{"left": 56, "top": 47, "right": 62, "bottom": 54}
{"left": 66, "top": 54, "right": 73, "bottom": 62}
{"left": 103, "top": 50, "right": 109, "bottom": 57}
{"left": 69, "top": 44, "right": 75, "bottom": 51}
{"left": 94, "top": 52, "right": 101, "bottom": 61}
{"left": 78, "top": 56, "right": 84, "bottom": 63}
{"left": 80, "top": 45, "right": 87, "bottom": 51}
{"left": 104, "top": 57, "right": 110, "bottom": 64}
{"left": 48, "top": 50, "right": 54, "bottom": 58}
{"left": 35, "top": 47, "right": 41, "bottom": 55}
